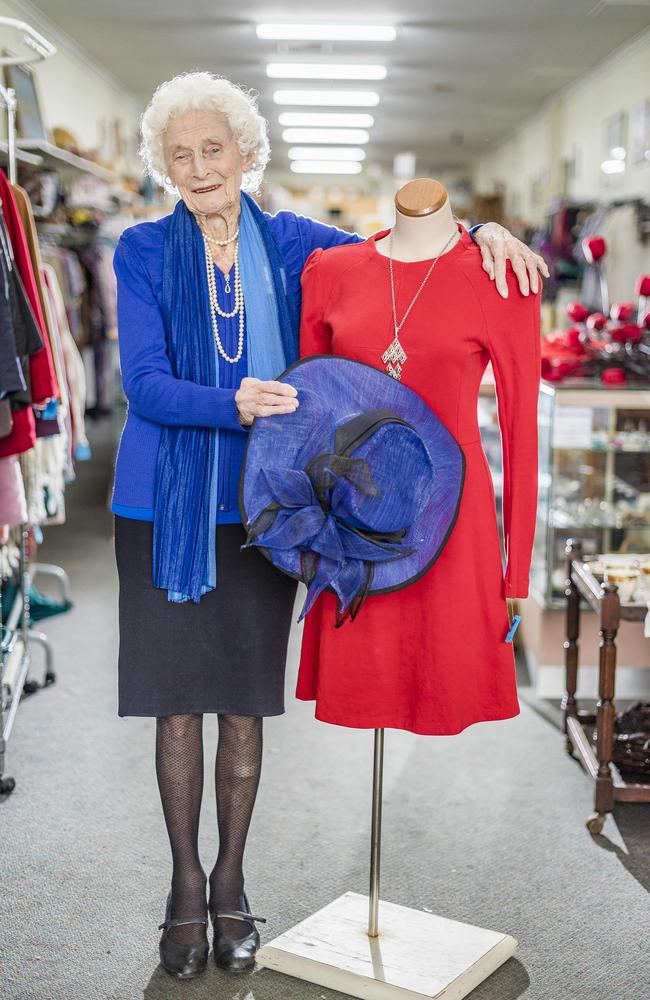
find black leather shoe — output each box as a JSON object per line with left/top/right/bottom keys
{"left": 158, "top": 890, "right": 209, "bottom": 980}
{"left": 210, "top": 893, "right": 266, "bottom": 973}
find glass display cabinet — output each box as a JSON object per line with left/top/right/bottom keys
{"left": 532, "top": 383, "right": 650, "bottom": 608}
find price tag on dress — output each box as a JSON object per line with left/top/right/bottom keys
{"left": 505, "top": 615, "right": 522, "bottom": 643}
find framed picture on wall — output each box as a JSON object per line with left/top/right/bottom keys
{"left": 3, "top": 57, "right": 48, "bottom": 141}
{"left": 631, "top": 99, "right": 650, "bottom": 164}
{"left": 604, "top": 110, "right": 628, "bottom": 161}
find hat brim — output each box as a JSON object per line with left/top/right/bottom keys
{"left": 239, "top": 355, "right": 465, "bottom": 597}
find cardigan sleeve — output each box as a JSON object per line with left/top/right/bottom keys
{"left": 295, "top": 213, "right": 363, "bottom": 261}
{"left": 483, "top": 267, "right": 541, "bottom": 599}
{"left": 299, "top": 248, "right": 334, "bottom": 357}
{"left": 113, "top": 234, "right": 243, "bottom": 430}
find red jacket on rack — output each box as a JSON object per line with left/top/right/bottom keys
{"left": 0, "top": 169, "right": 58, "bottom": 458}
{"left": 0, "top": 169, "right": 58, "bottom": 403}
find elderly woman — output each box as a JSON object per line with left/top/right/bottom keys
{"left": 112, "top": 71, "right": 547, "bottom": 979}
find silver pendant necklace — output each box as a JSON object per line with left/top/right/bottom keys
{"left": 381, "top": 227, "right": 459, "bottom": 380}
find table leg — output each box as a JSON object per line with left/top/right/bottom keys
{"left": 587, "top": 582, "right": 620, "bottom": 835}
{"left": 562, "top": 540, "right": 582, "bottom": 756}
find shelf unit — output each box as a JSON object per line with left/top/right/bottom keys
{"left": 15, "top": 138, "right": 115, "bottom": 181}
{"left": 0, "top": 139, "right": 42, "bottom": 167}
{"left": 532, "top": 382, "right": 650, "bottom": 610}
{"left": 0, "top": 17, "right": 65, "bottom": 798}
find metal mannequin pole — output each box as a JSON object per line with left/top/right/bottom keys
{"left": 368, "top": 727, "right": 385, "bottom": 938}
{"left": 258, "top": 718, "right": 518, "bottom": 996}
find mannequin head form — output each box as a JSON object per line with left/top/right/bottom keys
{"left": 395, "top": 178, "right": 448, "bottom": 217}
{"left": 374, "top": 177, "right": 458, "bottom": 261}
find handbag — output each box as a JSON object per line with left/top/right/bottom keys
{"left": 594, "top": 701, "right": 650, "bottom": 784}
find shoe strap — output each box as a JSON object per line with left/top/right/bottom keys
{"left": 212, "top": 909, "right": 266, "bottom": 925}
{"left": 158, "top": 916, "right": 209, "bottom": 930}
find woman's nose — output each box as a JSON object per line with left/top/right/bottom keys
{"left": 193, "top": 156, "right": 213, "bottom": 178}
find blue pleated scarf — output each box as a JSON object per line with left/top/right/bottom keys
{"left": 153, "top": 192, "right": 299, "bottom": 603}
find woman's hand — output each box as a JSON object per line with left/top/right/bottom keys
{"left": 473, "top": 223, "right": 549, "bottom": 298}
{"left": 235, "top": 376, "right": 299, "bottom": 426}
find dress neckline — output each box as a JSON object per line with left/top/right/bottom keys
{"left": 365, "top": 221, "right": 471, "bottom": 269}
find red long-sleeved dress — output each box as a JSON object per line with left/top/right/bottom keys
{"left": 296, "top": 224, "right": 541, "bottom": 736}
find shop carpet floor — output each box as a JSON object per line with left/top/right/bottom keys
{"left": 1, "top": 420, "right": 648, "bottom": 1000}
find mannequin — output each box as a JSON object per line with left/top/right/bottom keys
{"left": 374, "top": 178, "right": 460, "bottom": 262}
{"left": 258, "top": 179, "right": 541, "bottom": 998}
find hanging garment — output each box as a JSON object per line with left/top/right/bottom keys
{"left": 0, "top": 214, "right": 43, "bottom": 459}
{"left": 76, "top": 242, "right": 114, "bottom": 411}
{"left": 0, "top": 455, "right": 27, "bottom": 526}
{"left": 43, "top": 264, "right": 89, "bottom": 465}
{"left": 13, "top": 183, "right": 68, "bottom": 406}
{"left": 0, "top": 398, "right": 12, "bottom": 437}
{"left": 296, "top": 225, "right": 541, "bottom": 735}
{"left": 0, "top": 213, "right": 43, "bottom": 407}
{"left": 0, "top": 239, "right": 26, "bottom": 398}
{"left": 0, "top": 170, "right": 58, "bottom": 404}
{"left": 599, "top": 202, "right": 650, "bottom": 304}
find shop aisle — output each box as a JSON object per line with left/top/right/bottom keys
{"left": 1, "top": 422, "right": 648, "bottom": 1000}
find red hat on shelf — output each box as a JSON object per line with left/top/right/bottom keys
{"left": 582, "top": 236, "right": 606, "bottom": 263}
{"left": 610, "top": 301, "right": 635, "bottom": 322}
{"left": 586, "top": 312, "right": 607, "bottom": 331}
{"left": 565, "top": 301, "right": 589, "bottom": 323}
{"left": 611, "top": 323, "right": 643, "bottom": 344}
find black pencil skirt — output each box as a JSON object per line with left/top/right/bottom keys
{"left": 115, "top": 516, "right": 298, "bottom": 718}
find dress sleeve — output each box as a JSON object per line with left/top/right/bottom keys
{"left": 299, "top": 248, "right": 333, "bottom": 357}
{"left": 295, "top": 213, "right": 364, "bottom": 257}
{"left": 114, "top": 234, "right": 243, "bottom": 431}
{"left": 483, "top": 268, "right": 541, "bottom": 599}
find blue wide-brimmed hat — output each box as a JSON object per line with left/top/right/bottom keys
{"left": 239, "top": 356, "right": 465, "bottom": 625}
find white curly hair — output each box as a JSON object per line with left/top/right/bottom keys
{"left": 139, "top": 71, "right": 271, "bottom": 194}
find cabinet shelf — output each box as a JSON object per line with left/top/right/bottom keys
{"left": 542, "top": 517, "right": 650, "bottom": 531}
{"left": 0, "top": 139, "right": 42, "bottom": 166}
{"left": 14, "top": 139, "right": 115, "bottom": 181}
{"left": 553, "top": 445, "right": 650, "bottom": 454}
{"left": 532, "top": 383, "right": 650, "bottom": 607}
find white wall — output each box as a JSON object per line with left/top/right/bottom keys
{"left": 473, "top": 28, "right": 650, "bottom": 225}
{"left": 0, "top": 0, "right": 140, "bottom": 160}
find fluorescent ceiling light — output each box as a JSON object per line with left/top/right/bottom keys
{"left": 288, "top": 146, "right": 366, "bottom": 161}
{"left": 279, "top": 112, "right": 375, "bottom": 128}
{"left": 282, "top": 128, "right": 370, "bottom": 144}
{"left": 601, "top": 159, "right": 625, "bottom": 174}
{"left": 273, "top": 90, "right": 380, "bottom": 107}
{"left": 290, "top": 161, "right": 363, "bottom": 174}
{"left": 267, "top": 63, "right": 387, "bottom": 80}
{"left": 257, "top": 24, "right": 396, "bottom": 42}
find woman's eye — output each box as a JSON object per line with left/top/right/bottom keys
{"left": 174, "top": 152, "right": 190, "bottom": 162}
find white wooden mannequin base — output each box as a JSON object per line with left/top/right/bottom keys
{"left": 257, "top": 891, "right": 518, "bottom": 1000}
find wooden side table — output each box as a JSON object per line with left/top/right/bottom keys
{"left": 562, "top": 539, "right": 650, "bottom": 834}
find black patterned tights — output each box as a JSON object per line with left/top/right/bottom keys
{"left": 155, "top": 712, "right": 263, "bottom": 945}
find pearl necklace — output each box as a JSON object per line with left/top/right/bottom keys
{"left": 202, "top": 235, "right": 245, "bottom": 364}
{"left": 203, "top": 227, "right": 240, "bottom": 247}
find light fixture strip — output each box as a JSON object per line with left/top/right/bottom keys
{"left": 278, "top": 112, "right": 375, "bottom": 128}
{"left": 267, "top": 63, "right": 386, "bottom": 80}
{"left": 257, "top": 24, "right": 396, "bottom": 42}
{"left": 281, "top": 128, "right": 370, "bottom": 144}
{"left": 273, "top": 90, "right": 380, "bottom": 107}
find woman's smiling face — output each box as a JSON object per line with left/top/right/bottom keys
{"left": 164, "top": 108, "right": 254, "bottom": 218}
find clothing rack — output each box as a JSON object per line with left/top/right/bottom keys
{"left": 0, "top": 18, "right": 64, "bottom": 798}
